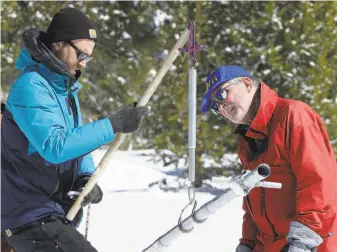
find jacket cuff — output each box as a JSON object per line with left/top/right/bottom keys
{"left": 287, "top": 221, "right": 323, "bottom": 248}
{"left": 73, "top": 175, "right": 91, "bottom": 191}
{"left": 239, "top": 238, "right": 255, "bottom": 250}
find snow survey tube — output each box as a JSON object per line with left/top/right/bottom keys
{"left": 142, "top": 163, "right": 274, "bottom": 252}
{"left": 241, "top": 163, "right": 270, "bottom": 189}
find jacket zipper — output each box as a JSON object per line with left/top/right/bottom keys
{"left": 63, "top": 79, "right": 80, "bottom": 191}
{"left": 49, "top": 166, "right": 60, "bottom": 199}
{"left": 262, "top": 188, "right": 278, "bottom": 240}
{"left": 64, "top": 79, "right": 78, "bottom": 127}
{"left": 321, "top": 232, "right": 333, "bottom": 239}
{"left": 67, "top": 91, "right": 78, "bottom": 128}
{"left": 72, "top": 158, "right": 80, "bottom": 190}
{"left": 246, "top": 195, "right": 254, "bottom": 215}
{"left": 65, "top": 79, "right": 80, "bottom": 188}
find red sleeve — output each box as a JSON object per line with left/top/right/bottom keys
{"left": 239, "top": 198, "right": 257, "bottom": 249}
{"left": 287, "top": 107, "right": 337, "bottom": 235}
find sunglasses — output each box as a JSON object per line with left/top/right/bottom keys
{"left": 210, "top": 84, "right": 232, "bottom": 115}
{"left": 65, "top": 41, "right": 93, "bottom": 63}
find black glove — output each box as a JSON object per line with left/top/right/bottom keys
{"left": 72, "top": 176, "right": 103, "bottom": 207}
{"left": 109, "top": 102, "right": 149, "bottom": 133}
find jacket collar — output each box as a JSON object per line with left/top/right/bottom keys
{"left": 16, "top": 48, "right": 82, "bottom": 94}
{"left": 16, "top": 28, "right": 83, "bottom": 94}
{"left": 235, "top": 82, "right": 278, "bottom": 139}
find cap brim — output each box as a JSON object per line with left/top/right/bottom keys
{"left": 200, "top": 91, "right": 213, "bottom": 113}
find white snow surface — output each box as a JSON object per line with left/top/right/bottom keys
{"left": 77, "top": 148, "right": 244, "bottom": 252}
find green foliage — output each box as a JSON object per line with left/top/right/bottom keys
{"left": 137, "top": 1, "right": 337, "bottom": 180}
{"left": 1, "top": 1, "right": 336, "bottom": 181}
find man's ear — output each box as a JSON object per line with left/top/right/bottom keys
{"left": 243, "top": 77, "right": 253, "bottom": 92}
{"left": 52, "top": 41, "right": 63, "bottom": 51}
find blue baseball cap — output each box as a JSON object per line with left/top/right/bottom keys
{"left": 200, "top": 65, "right": 253, "bottom": 113}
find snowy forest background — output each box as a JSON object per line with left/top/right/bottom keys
{"left": 1, "top": 1, "right": 337, "bottom": 186}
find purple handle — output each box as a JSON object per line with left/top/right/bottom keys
{"left": 179, "top": 21, "right": 203, "bottom": 62}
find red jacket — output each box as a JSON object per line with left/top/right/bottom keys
{"left": 237, "top": 83, "right": 337, "bottom": 252}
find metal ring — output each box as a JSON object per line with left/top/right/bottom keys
{"left": 189, "top": 59, "right": 198, "bottom": 69}
{"left": 187, "top": 186, "right": 196, "bottom": 203}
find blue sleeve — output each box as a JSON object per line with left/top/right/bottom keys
{"left": 79, "top": 153, "right": 95, "bottom": 176}
{"left": 6, "top": 73, "right": 115, "bottom": 164}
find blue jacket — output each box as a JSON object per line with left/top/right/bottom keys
{"left": 1, "top": 46, "right": 114, "bottom": 231}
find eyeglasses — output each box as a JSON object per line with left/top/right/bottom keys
{"left": 209, "top": 77, "right": 244, "bottom": 115}
{"left": 64, "top": 40, "right": 93, "bottom": 63}
{"left": 210, "top": 85, "right": 232, "bottom": 115}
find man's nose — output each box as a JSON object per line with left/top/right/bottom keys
{"left": 219, "top": 102, "right": 228, "bottom": 110}
{"left": 219, "top": 102, "right": 229, "bottom": 115}
{"left": 78, "top": 60, "right": 87, "bottom": 68}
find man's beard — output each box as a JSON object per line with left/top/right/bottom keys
{"left": 51, "top": 47, "right": 81, "bottom": 79}
{"left": 52, "top": 48, "right": 72, "bottom": 74}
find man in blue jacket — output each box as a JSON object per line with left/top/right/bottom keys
{"left": 1, "top": 7, "right": 149, "bottom": 252}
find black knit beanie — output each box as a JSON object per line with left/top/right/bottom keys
{"left": 45, "top": 7, "right": 98, "bottom": 45}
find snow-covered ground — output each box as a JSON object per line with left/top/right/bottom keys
{"left": 77, "top": 148, "right": 244, "bottom": 252}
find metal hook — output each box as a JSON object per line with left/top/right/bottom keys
{"left": 177, "top": 184, "right": 196, "bottom": 233}
{"left": 177, "top": 184, "right": 207, "bottom": 232}
{"left": 178, "top": 200, "right": 197, "bottom": 233}
{"left": 189, "top": 185, "right": 207, "bottom": 224}
{"left": 191, "top": 201, "right": 207, "bottom": 224}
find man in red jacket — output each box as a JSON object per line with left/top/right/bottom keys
{"left": 200, "top": 65, "right": 337, "bottom": 252}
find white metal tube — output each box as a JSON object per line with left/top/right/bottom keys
{"left": 188, "top": 68, "right": 197, "bottom": 182}
{"left": 66, "top": 29, "right": 190, "bottom": 221}
{"left": 142, "top": 164, "right": 272, "bottom": 252}
{"left": 257, "top": 181, "right": 282, "bottom": 189}
{"left": 241, "top": 163, "right": 271, "bottom": 189}
{"left": 143, "top": 190, "right": 237, "bottom": 252}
